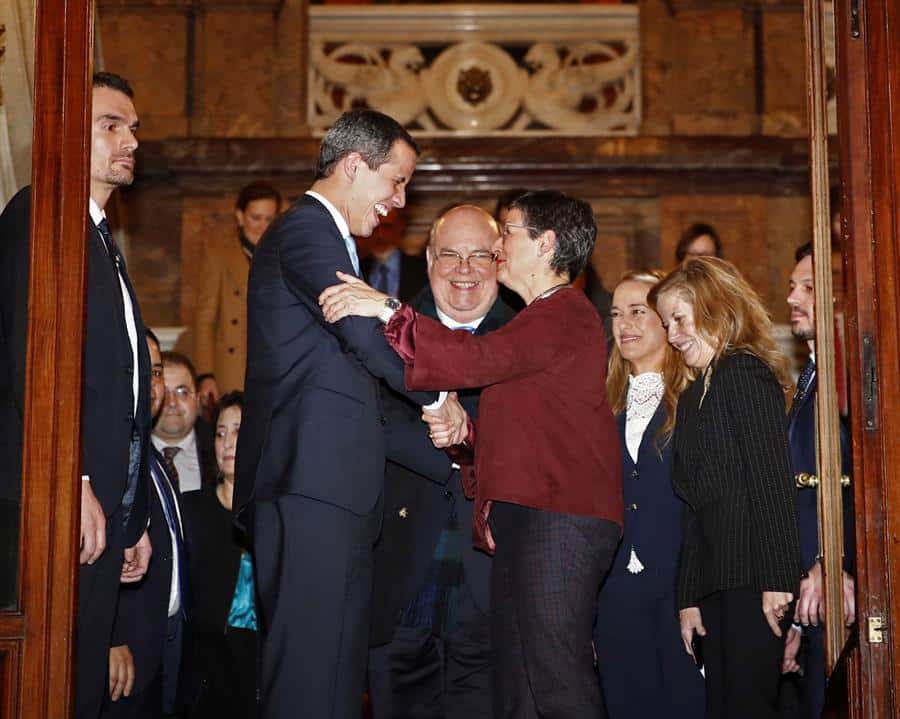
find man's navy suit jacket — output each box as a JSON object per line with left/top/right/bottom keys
{"left": 787, "top": 371, "right": 854, "bottom": 573}
{"left": 234, "top": 194, "right": 437, "bottom": 530}
{"left": 370, "top": 289, "right": 515, "bottom": 645}
{"left": 0, "top": 186, "right": 150, "bottom": 546}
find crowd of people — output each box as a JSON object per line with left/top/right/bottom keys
{"left": 0, "top": 70, "right": 856, "bottom": 719}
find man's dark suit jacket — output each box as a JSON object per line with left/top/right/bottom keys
{"left": 370, "top": 289, "right": 515, "bottom": 645}
{"left": 673, "top": 352, "right": 802, "bottom": 609}
{"left": 110, "top": 449, "right": 192, "bottom": 707}
{"left": 361, "top": 250, "right": 428, "bottom": 303}
{"left": 0, "top": 186, "right": 150, "bottom": 541}
{"left": 787, "top": 370, "right": 855, "bottom": 574}
{"left": 234, "top": 193, "right": 437, "bottom": 530}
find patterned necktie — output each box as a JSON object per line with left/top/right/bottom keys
{"left": 96, "top": 218, "right": 122, "bottom": 269}
{"left": 162, "top": 446, "right": 182, "bottom": 490}
{"left": 794, "top": 359, "right": 816, "bottom": 404}
{"left": 153, "top": 460, "right": 190, "bottom": 619}
{"left": 455, "top": 325, "right": 477, "bottom": 334}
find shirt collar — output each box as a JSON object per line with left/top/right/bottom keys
{"left": 88, "top": 198, "right": 106, "bottom": 227}
{"left": 435, "top": 307, "right": 486, "bottom": 331}
{"left": 305, "top": 190, "right": 351, "bottom": 239}
{"left": 152, "top": 429, "right": 197, "bottom": 453}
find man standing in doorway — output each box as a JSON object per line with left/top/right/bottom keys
{"left": 0, "top": 72, "right": 152, "bottom": 719}
{"left": 234, "top": 109, "right": 463, "bottom": 718}
{"left": 780, "top": 242, "right": 856, "bottom": 718}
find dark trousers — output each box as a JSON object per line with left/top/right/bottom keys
{"left": 778, "top": 625, "right": 826, "bottom": 719}
{"left": 368, "top": 588, "right": 492, "bottom": 719}
{"left": 192, "top": 626, "right": 258, "bottom": 719}
{"left": 489, "top": 503, "right": 619, "bottom": 719}
{"left": 253, "top": 494, "right": 380, "bottom": 719}
{"left": 595, "top": 571, "right": 705, "bottom": 719}
{"left": 700, "top": 587, "right": 790, "bottom": 719}
{"left": 76, "top": 508, "right": 127, "bottom": 719}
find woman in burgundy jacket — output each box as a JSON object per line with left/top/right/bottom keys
{"left": 321, "top": 190, "right": 623, "bottom": 718}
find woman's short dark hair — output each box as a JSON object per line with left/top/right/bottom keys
{"left": 236, "top": 181, "right": 282, "bottom": 212}
{"left": 509, "top": 190, "right": 597, "bottom": 280}
{"left": 795, "top": 242, "right": 813, "bottom": 263}
{"left": 315, "top": 109, "right": 419, "bottom": 180}
{"left": 494, "top": 188, "right": 530, "bottom": 220}
{"left": 215, "top": 391, "right": 244, "bottom": 423}
{"left": 675, "top": 223, "right": 722, "bottom": 262}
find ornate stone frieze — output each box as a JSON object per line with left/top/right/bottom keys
{"left": 308, "top": 4, "right": 641, "bottom": 136}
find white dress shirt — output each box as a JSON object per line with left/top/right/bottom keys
{"left": 152, "top": 430, "right": 202, "bottom": 493}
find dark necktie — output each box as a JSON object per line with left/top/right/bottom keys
{"left": 153, "top": 459, "right": 190, "bottom": 619}
{"left": 162, "top": 446, "right": 182, "bottom": 490}
{"left": 371, "top": 263, "right": 392, "bottom": 293}
{"left": 794, "top": 359, "right": 816, "bottom": 404}
{"left": 96, "top": 217, "right": 122, "bottom": 269}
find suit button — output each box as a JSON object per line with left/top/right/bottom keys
{"left": 231, "top": 318, "right": 239, "bottom": 325}
{"left": 443, "top": 490, "right": 452, "bottom": 501}
{"left": 398, "top": 507, "right": 409, "bottom": 519}
{"left": 379, "top": 415, "right": 386, "bottom": 426}
{"left": 125, "top": 365, "right": 134, "bottom": 375}
{"left": 227, "top": 347, "right": 235, "bottom": 354}
{"left": 234, "top": 290, "right": 241, "bottom": 296}
{"left": 631, "top": 470, "right": 638, "bottom": 479}
{"left": 630, "top": 502, "right": 638, "bottom": 511}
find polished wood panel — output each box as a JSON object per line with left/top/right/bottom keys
{"left": 834, "top": 0, "right": 899, "bottom": 714}
{"left": 0, "top": 0, "right": 95, "bottom": 716}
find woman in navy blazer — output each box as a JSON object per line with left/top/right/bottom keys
{"left": 594, "top": 270, "right": 704, "bottom": 718}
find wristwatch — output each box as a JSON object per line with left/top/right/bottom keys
{"left": 378, "top": 296, "right": 402, "bottom": 324}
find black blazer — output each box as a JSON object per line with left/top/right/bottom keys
{"left": 111, "top": 449, "right": 192, "bottom": 702}
{"left": 370, "top": 289, "right": 515, "bottom": 645}
{"left": 234, "top": 194, "right": 438, "bottom": 530}
{"left": 360, "top": 251, "right": 428, "bottom": 303}
{"left": 0, "top": 187, "right": 150, "bottom": 545}
{"left": 673, "top": 352, "right": 802, "bottom": 609}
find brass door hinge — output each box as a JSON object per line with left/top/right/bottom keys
{"left": 867, "top": 616, "right": 886, "bottom": 643}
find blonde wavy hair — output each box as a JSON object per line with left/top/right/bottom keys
{"left": 646, "top": 256, "right": 792, "bottom": 393}
{"left": 606, "top": 270, "right": 693, "bottom": 443}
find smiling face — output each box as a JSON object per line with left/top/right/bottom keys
{"left": 788, "top": 254, "right": 816, "bottom": 343}
{"left": 345, "top": 140, "right": 417, "bottom": 238}
{"left": 90, "top": 86, "right": 139, "bottom": 205}
{"left": 236, "top": 198, "right": 279, "bottom": 246}
{"left": 214, "top": 405, "right": 241, "bottom": 480}
{"left": 427, "top": 206, "right": 500, "bottom": 324}
{"left": 655, "top": 290, "right": 717, "bottom": 369}
{"left": 611, "top": 279, "right": 668, "bottom": 375}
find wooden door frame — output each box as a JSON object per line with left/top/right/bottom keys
{"left": 834, "top": 0, "right": 899, "bottom": 715}
{"left": 0, "top": 0, "right": 94, "bottom": 716}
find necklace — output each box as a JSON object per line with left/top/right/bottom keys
{"left": 533, "top": 283, "right": 571, "bottom": 302}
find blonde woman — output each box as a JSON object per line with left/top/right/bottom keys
{"left": 594, "top": 271, "right": 703, "bottom": 718}
{"left": 649, "top": 257, "right": 802, "bottom": 719}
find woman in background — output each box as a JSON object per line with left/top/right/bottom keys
{"left": 594, "top": 270, "right": 704, "bottom": 718}
{"left": 182, "top": 391, "right": 258, "bottom": 718}
{"left": 649, "top": 257, "right": 802, "bottom": 719}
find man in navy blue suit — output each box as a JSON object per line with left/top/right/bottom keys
{"left": 234, "top": 110, "right": 464, "bottom": 719}
{"left": 0, "top": 72, "right": 153, "bottom": 719}
{"left": 367, "top": 205, "right": 515, "bottom": 719}
{"left": 780, "top": 242, "right": 855, "bottom": 718}
{"left": 103, "top": 329, "right": 192, "bottom": 718}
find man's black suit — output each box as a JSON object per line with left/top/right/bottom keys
{"left": 234, "top": 193, "right": 439, "bottom": 718}
{"left": 103, "top": 448, "right": 192, "bottom": 718}
{"left": 368, "top": 289, "right": 513, "bottom": 718}
{"left": 0, "top": 186, "right": 151, "bottom": 719}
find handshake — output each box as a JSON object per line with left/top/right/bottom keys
{"left": 422, "top": 391, "right": 470, "bottom": 449}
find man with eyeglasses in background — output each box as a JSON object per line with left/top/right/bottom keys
{"left": 368, "top": 204, "right": 515, "bottom": 719}
{"left": 151, "top": 351, "right": 218, "bottom": 493}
